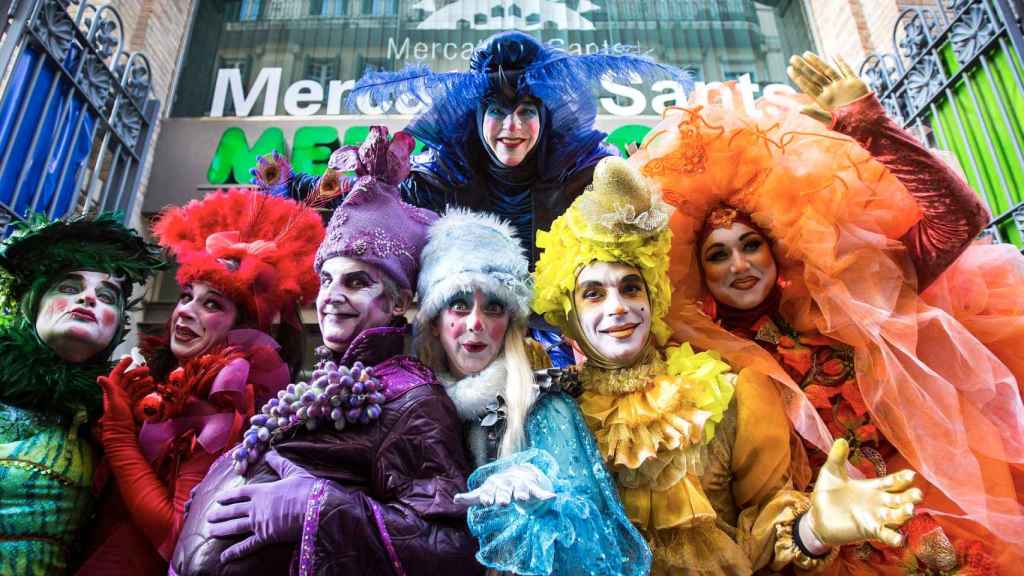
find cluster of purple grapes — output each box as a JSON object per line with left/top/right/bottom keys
{"left": 232, "top": 361, "right": 387, "bottom": 474}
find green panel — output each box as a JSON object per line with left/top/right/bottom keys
{"left": 292, "top": 126, "right": 339, "bottom": 177}
{"left": 207, "top": 127, "right": 287, "bottom": 185}
{"left": 929, "top": 43, "right": 1024, "bottom": 245}
{"left": 606, "top": 124, "right": 653, "bottom": 156}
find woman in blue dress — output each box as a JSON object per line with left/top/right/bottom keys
{"left": 412, "top": 208, "right": 651, "bottom": 576}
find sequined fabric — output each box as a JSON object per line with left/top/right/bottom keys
{"left": 466, "top": 393, "right": 651, "bottom": 576}
{"left": 0, "top": 403, "right": 94, "bottom": 575}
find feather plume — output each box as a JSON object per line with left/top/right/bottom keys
{"left": 342, "top": 36, "right": 690, "bottom": 190}
{"left": 153, "top": 189, "right": 325, "bottom": 330}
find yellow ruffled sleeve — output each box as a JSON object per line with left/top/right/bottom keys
{"left": 729, "top": 368, "right": 835, "bottom": 573}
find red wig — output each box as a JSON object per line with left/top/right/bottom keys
{"left": 153, "top": 189, "right": 325, "bottom": 332}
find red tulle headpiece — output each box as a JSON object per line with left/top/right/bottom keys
{"left": 153, "top": 189, "right": 325, "bottom": 331}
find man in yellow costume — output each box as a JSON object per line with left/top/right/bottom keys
{"left": 531, "top": 156, "right": 923, "bottom": 574}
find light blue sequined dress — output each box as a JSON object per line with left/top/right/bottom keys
{"left": 466, "top": 392, "right": 651, "bottom": 576}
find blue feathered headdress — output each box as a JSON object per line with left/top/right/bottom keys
{"left": 348, "top": 32, "right": 692, "bottom": 187}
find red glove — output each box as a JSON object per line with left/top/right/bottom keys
{"left": 98, "top": 357, "right": 175, "bottom": 556}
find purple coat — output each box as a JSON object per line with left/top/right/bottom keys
{"left": 171, "top": 323, "right": 481, "bottom": 576}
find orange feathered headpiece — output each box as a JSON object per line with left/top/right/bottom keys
{"left": 632, "top": 84, "right": 1024, "bottom": 553}
{"left": 153, "top": 189, "right": 325, "bottom": 331}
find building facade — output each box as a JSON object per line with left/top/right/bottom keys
{"left": 133, "top": 0, "right": 819, "bottom": 346}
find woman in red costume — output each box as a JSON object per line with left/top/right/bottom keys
{"left": 76, "top": 189, "right": 324, "bottom": 574}
{"left": 632, "top": 52, "right": 1024, "bottom": 575}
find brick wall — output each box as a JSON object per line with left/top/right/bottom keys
{"left": 98, "top": 0, "right": 195, "bottom": 358}
{"left": 804, "top": 0, "right": 942, "bottom": 68}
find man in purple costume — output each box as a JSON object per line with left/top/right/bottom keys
{"left": 171, "top": 127, "right": 481, "bottom": 576}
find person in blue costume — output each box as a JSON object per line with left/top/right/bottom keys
{"left": 411, "top": 208, "right": 651, "bottom": 576}
{"left": 254, "top": 31, "right": 689, "bottom": 367}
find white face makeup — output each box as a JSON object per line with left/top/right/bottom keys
{"left": 433, "top": 289, "right": 510, "bottom": 378}
{"left": 700, "top": 222, "right": 778, "bottom": 310}
{"left": 481, "top": 102, "right": 541, "bottom": 167}
{"left": 573, "top": 261, "right": 652, "bottom": 367}
{"left": 170, "top": 281, "right": 239, "bottom": 361}
{"left": 317, "top": 257, "right": 402, "bottom": 353}
{"left": 36, "top": 270, "right": 123, "bottom": 363}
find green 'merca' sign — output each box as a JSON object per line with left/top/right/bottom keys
{"left": 207, "top": 124, "right": 652, "bottom": 185}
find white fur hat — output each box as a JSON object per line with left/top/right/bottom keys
{"left": 415, "top": 208, "right": 532, "bottom": 330}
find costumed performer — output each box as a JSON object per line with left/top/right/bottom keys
{"left": 172, "top": 126, "right": 480, "bottom": 576}
{"left": 634, "top": 52, "right": 1024, "bottom": 574}
{"left": 532, "top": 155, "right": 922, "bottom": 575}
{"left": 257, "top": 31, "right": 690, "bottom": 365}
{"left": 411, "top": 207, "right": 651, "bottom": 575}
{"left": 0, "top": 212, "right": 164, "bottom": 575}
{"left": 76, "top": 189, "right": 324, "bottom": 574}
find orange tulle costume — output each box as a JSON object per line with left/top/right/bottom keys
{"left": 630, "top": 86, "right": 1024, "bottom": 574}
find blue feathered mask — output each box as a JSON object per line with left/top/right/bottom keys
{"left": 348, "top": 32, "right": 692, "bottom": 187}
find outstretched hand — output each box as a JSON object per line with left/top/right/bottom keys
{"left": 806, "top": 439, "right": 922, "bottom": 548}
{"left": 787, "top": 52, "right": 870, "bottom": 125}
{"left": 207, "top": 450, "right": 317, "bottom": 563}
{"left": 455, "top": 463, "right": 556, "bottom": 507}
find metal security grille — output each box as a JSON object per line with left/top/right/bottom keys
{"left": 859, "top": 0, "right": 1024, "bottom": 246}
{"left": 0, "top": 0, "right": 160, "bottom": 235}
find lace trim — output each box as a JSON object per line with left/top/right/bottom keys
{"left": 580, "top": 350, "right": 665, "bottom": 395}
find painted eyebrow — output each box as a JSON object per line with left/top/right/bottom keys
{"left": 739, "top": 232, "right": 761, "bottom": 242}
{"left": 621, "top": 274, "right": 644, "bottom": 283}
{"left": 703, "top": 243, "right": 726, "bottom": 256}
{"left": 99, "top": 280, "right": 123, "bottom": 297}
{"left": 341, "top": 271, "right": 376, "bottom": 283}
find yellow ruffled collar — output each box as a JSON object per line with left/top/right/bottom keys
{"left": 579, "top": 343, "right": 736, "bottom": 451}
{"left": 579, "top": 347, "right": 664, "bottom": 395}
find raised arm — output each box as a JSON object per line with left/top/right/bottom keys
{"left": 788, "top": 52, "right": 989, "bottom": 290}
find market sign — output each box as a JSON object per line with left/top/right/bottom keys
{"left": 209, "top": 69, "right": 796, "bottom": 119}
{"left": 206, "top": 122, "right": 655, "bottom": 186}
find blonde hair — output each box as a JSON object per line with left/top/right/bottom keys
{"left": 415, "top": 317, "right": 536, "bottom": 459}
{"left": 497, "top": 322, "right": 536, "bottom": 457}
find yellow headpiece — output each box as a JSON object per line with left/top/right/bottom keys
{"left": 532, "top": 156, "right": 673, "bottom": 346}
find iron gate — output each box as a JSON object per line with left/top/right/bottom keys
{"left": 859, "top": 0, "right": 1024, "bottom": 246}
{"left": 0, "top": 0, "right": 159, "bottom": 235}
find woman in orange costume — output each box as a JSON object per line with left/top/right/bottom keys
{"left": 632, "top": 53, "right": 1024, "bottom": 575}
{"left": 77, "top": 190, "right": 324, "bottom": 574}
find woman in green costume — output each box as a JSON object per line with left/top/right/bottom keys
{"left": 0, "top": 213, "right": 164, "bottom": 575}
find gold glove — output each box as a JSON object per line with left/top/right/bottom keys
{"left": 805, "top": 439, "right": 923, "bottom": 548}
{"left": 786, "top": 52, "right": 871, "bottom": 125}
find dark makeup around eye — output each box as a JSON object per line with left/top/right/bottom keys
{"left": 703, "top": 231, "right": 763, "bottom": 261}
{"left": 446, "top": 291, "right": 472, "bottom": 310}
{"left": 342, "top": 271, "right": 376, "bottom": 288}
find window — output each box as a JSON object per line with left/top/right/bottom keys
{"left": 721, "top": 61, "right": 757, "bottom": 82}
{"left": 491, "top": 5, "right": 504, "bottom": 17}
{"left": 526, "top": 12, "right": 540, "bottom": 26}
{"left": 510, "top": 4, "right": 522, "bottom": 17}
{"left": 239, "top": 0, "right": 261, "bottom": 21}
{"left": 215, "top": 57, "right": 250, "bottom": 115}
{"left": 361, "top": 0, "right": 397, "bottom": 16}
{"left": 304, "top": 57, "right": 337, "bottom": 84}
{"left": 311, "top": 0, "right": 348, "bottom": 16}
{"left": 219, "top": 57, "right": 250, "bottom": 84}
{"left": 474, "top": 13, "right": 487, "bottom": 25}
